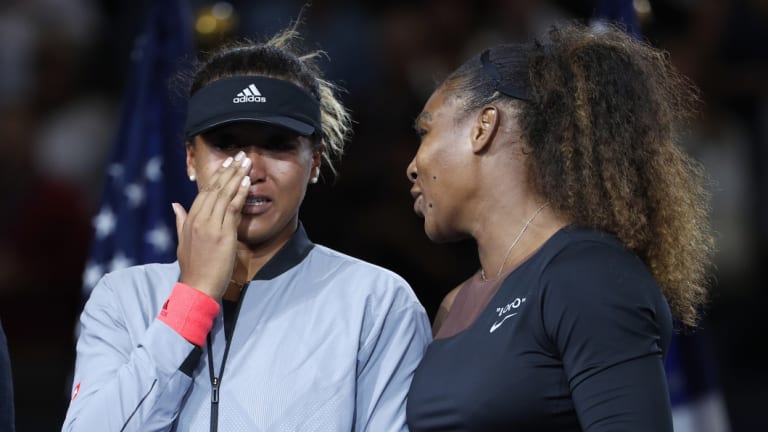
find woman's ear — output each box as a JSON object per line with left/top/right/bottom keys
{"left": 470, "top": 106, "right": 499, "bottom": 154}
{"left": 185, "top": 139, "right": 196, "bottom": 180}
{"left": 310, "top": 147, "right": 323, "bottom": 183}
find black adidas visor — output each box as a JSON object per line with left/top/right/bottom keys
{"left": 184, "top": 76, "right": 322, "bottom": 138}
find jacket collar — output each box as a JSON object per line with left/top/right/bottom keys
{"left": 252, "top": 221, "right": 314, "bottom": 281}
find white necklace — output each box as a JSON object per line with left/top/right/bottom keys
{"left": 481, "top": 202, "right": 549, "bottom": 281}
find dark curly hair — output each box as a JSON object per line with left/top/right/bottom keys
{"left": 442, "top": 23, "right": 713, "bottom": 327}
{"left": 185, "top": 24, "right": 351, "bottom": 177}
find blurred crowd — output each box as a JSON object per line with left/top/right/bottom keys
{"left": 0, "top": 0, "right": 766, "bottom": 430}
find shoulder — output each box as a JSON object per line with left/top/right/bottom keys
{"left": 308, "top": 244, "right": 415, "bottom": 294}
{"left": 96, "top": 262, "right": 180, "bottom": 292}
{"left": 534, "top": 229, "right": 671, "bottom": 345}
{"left": 308, "top": 246, "right": 431, "bottom": 348}
{"left": 85, "top": 262, "right": 180, "bottom": 314}
{"left": 432, "top": 283, "right": 464, "bottom": 336}
{"left": 309, "top": 244, "right": 399, "bottom": 274}
{"left": 440, "top": 285, "right": 462, "bottom": 312}
{"left": 540, "top": 229, "right": 660, "bottom": 301}
{"left": 308, "top": 244, "right": 429, "bottom": 321}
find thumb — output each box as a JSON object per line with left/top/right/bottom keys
{"left": 171, "top": 202, "right": 187, "bottom": 240}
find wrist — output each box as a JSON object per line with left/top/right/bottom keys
{"left": 178, "top": 276, "right": 221, "bottom": 300}
{"left": 158, "top": 282, "right": 220, "bottom": 346}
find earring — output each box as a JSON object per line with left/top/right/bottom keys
{"left": 310, "top": 167, "right": 319, "bottom": 184}
{"left": 189, "top": 174, "right": 196, "bottom": 182}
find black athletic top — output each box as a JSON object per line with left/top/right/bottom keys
{"left": 407, "top": 227, "right": 673, "bottom": 431}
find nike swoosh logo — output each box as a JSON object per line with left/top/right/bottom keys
{"left": 489, "top": 313, "right": 518, "bottom": 333}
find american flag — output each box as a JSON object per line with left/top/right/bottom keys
{"left": 82, "top": 0, "right": 196, "bottom": 297}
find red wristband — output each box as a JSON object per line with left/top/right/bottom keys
{"left": 158, "top": 282, "right": 220, "bottom": 346}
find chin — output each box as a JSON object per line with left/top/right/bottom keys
{"left": 236, "top": 217, "right": 272, "bottom": 242}
{"left": 423, "top": 221, "right": 464, "bottom": 244}
{"left": 237, "top": 214, "right": 297, "bottom": 247}
{"left": 236, "top": 228, "right": 270, "bottom": 247}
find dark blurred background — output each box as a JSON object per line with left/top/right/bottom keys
{"left": 0, "top": 0, "right": 766, "bottom": 430}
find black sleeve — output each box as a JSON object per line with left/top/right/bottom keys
{"left": 540, "top": 242, "right": 673, "bottom": 432}
{"left": 0, "top": 319, "right": 15, "bottom": 432}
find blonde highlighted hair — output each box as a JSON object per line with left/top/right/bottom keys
{"left": 189, "top": 21, "right": 352, "bottom": 177}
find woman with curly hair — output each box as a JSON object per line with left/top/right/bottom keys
{"left": 406, "top": 23, "right": 713, "bottom": 431}
{"left": 62, "top": 25, "right": 431, "bottom": 432}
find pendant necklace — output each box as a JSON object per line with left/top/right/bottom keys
{"left": 480, "top": 202, "right": 549, "bottom": 281}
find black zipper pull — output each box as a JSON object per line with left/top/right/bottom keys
{"left": 211, "top": 376, "right": 220, "bottom": 404}
{"left": 210, "top": 376, "right": 220, "bottom": 432}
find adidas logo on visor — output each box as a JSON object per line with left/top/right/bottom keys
{"left": 233, "top": 84, "right": 267, "bottom": 103}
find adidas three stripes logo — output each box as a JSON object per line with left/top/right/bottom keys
{"left": 233, "top": 84, "right": 266, "bottom": 103}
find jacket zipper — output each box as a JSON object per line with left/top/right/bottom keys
{"left": 206, "top": 285, "right": 249, "bottom": 432}
{"left": 210, "top": 376, "right": 219, "bottom": 432}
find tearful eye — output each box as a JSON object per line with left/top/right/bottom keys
{"left": 262, "top": 134, "right": 296, "bottom": 151}
{"left": 204, "top": 131, "right": 242, "bottom": 150}
{"left": 213, "top": 140, "right": 240, "bottom": 150}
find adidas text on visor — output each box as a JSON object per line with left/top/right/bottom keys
{"left": 184, "top": 76, "right": 322, "bottom": 138}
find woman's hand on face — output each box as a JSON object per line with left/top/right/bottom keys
{"left": 172, "top": 151, "right": 252, "bottom": 300}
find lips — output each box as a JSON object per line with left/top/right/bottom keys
{"left": 413, "top": 195, "right": 425, "bottom": 217}
{"left": 245, "top": 196, "right": 269, "bottom": 205}
{"left": 411, "top": 187, "right": 424, "bottom": 217}
{"left": 242, "top": 192, "right": 272, "bottom": 215}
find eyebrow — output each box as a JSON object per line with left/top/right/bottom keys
{"left": 412, "top": 111, "right": 432, "bottom": 131}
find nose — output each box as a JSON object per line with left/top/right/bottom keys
{"left": 243, "top": 147, "right": 267, "bottom": 183}
{"left": 406, "top": 157, "right": 418, "bottom": 183}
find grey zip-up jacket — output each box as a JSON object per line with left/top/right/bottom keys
{"left": 63, "top": 225, "right": 432, "bottom": 431}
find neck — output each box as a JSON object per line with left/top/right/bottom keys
{"left": 235, "top": 247, "right": 273, "bottom": 280}
{"left": 223, "top": 221, "right": 297, "bottom": 300}
{"left": 475, "top": 202, "right": 565, "bottom": 280}
{"left": 222, "top": 245, "right": 284, "bottom": 301}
